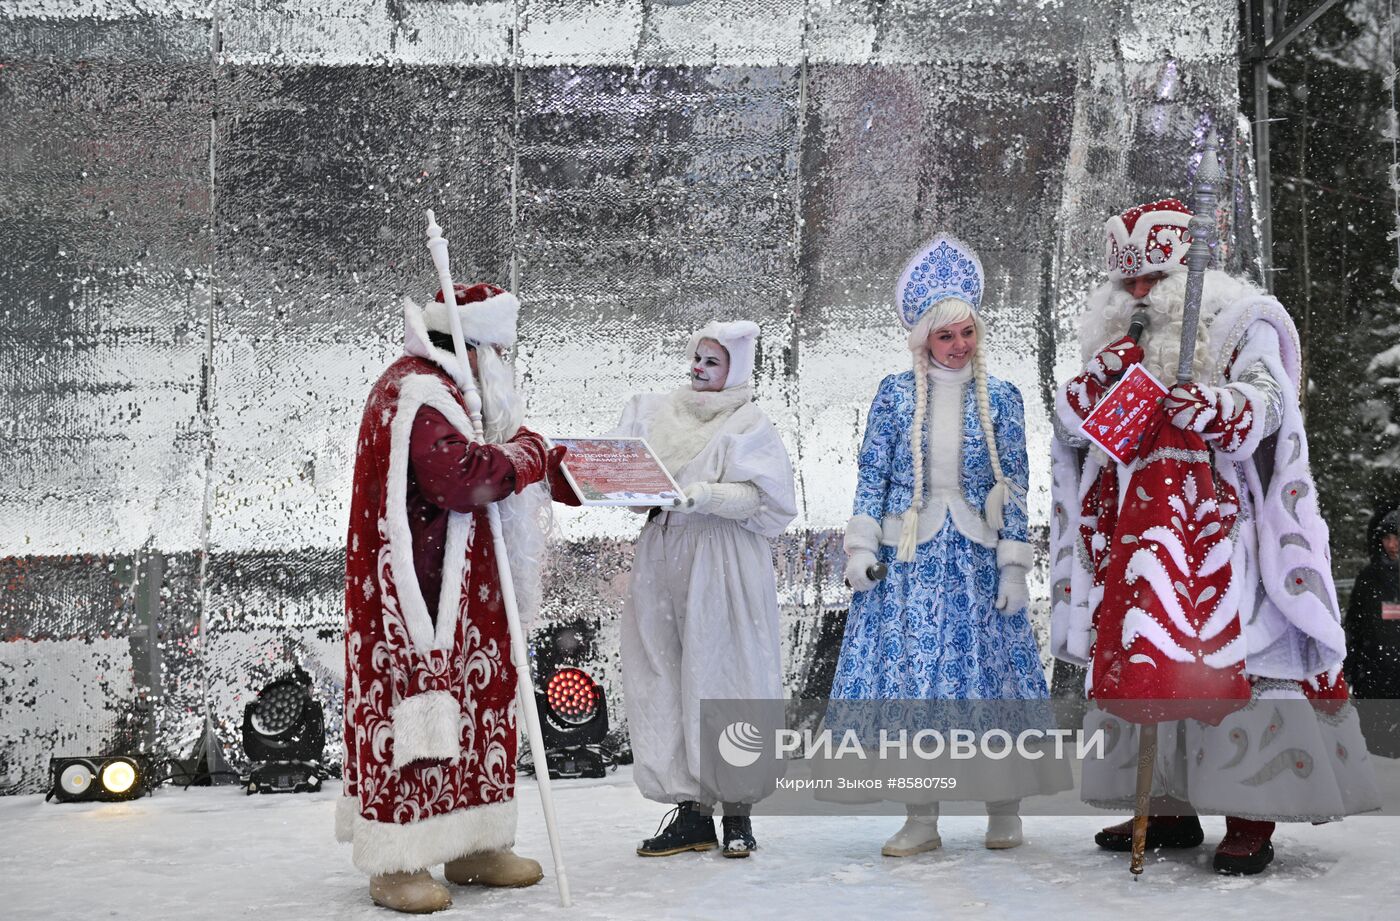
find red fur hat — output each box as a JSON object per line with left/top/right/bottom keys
{"left": 426, "top": 282, "right": 519, "bottom": 347}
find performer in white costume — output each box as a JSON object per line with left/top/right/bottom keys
{"left": 613, "top": 320, "right": 797, "bottom": 859}
{"left": 1050, "top": 199, "right": 1380, "bottom": 875}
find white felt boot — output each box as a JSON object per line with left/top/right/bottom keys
{"left": 444, "top": 848, "right": 544, "bottom": 888}
{"left": 368, "top": 870, "right": 452, "bottom": 914}
{"left": 881, "top": 804, "right": 942, "bottom": 857}
{"left": 985, "top": 799, "right": 1024, "bottom": 849}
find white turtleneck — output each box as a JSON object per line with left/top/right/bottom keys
{"left": 883, "top": 357, "right": 998, "bottom": 549}
{"left": 925, "top": 359, "right": 973, "bottom": 498}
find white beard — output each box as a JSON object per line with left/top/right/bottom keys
{"left": 476, "top": 350, "right": 549, "bottom": 631}
{"left": 1077, "top": 270, "right": 1259, "bottom": 384}
{"left": 477, "top": 347, "right": 525, "bottom": 446}
{"left": 645, "top": 385, "right": 754, "bottom": 476}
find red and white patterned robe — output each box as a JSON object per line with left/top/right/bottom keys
{"left": 335, "top": 297, "right": 563, "bottom": 875}
{"left": 1049, "top": 270, "right": 1380, "bottom": 819}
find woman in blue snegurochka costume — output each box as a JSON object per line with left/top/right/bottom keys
{"left": 830, "top": 235, "right": 1069, "bottom": 857}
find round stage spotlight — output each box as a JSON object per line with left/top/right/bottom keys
{"left": 242, "top": 666, "right": 326, "bottom": 766}
{"left": 100, "top": 758, "right": 138, "bottom": 796}
{"left": 534, "top": 667, "right": 610, "bottom": 779}
{"left": 57, "top": 761, "right": 96, "bottom": 799}
{"left": 242, "top": 666, "right": 327, "bottom": 794}
{"left": 546, "top": 668, "right": 600, "bottom": 726}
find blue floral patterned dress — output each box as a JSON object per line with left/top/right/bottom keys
{"left": 830, "top": 370, "right": 1050, "bottom": 702}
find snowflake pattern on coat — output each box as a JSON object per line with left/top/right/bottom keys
{"left": 832, "top": 371, "right": 1049, "bottom": 701}
{"left": 343, "top": 357, "right": 518, "bottom": 833}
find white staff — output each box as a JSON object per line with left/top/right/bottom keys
{"left": 424, "top": 209, "right": 571, "bottom": 908}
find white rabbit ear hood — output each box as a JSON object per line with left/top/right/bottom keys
{"left": 686, "top": 319, "right": 761, "bottom": 390}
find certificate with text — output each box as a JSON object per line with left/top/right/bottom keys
{"left": 550, "top": 437, "right": 685, "bottom": 507}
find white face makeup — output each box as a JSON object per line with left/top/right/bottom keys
{"left": 690, "top": 338, "right": 730, "bottom": 392}
{"left": 926, "top": 319, "right": 978, "bottom": 369}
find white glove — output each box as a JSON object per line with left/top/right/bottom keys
{"left": 682, "top": 481, "right": 761, "bottom": 519}
{"left": 995, "top": 565, "right": 1029, "bottom": 614}
{"left": 681, "top": 482, "right": 713, "bottom": 511}
{"left": 845, "top": 550, "right": 881, "bottom": 592}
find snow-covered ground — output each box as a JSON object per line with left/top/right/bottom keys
{"left": 4, "top": 765, "right": 1395, "bottom": 921}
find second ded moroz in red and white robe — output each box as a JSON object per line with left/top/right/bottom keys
{"left": 1051, "top": 266, "right": 1381, "bottom": 821}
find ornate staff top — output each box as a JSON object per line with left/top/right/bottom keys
{"left": 1176, "top": 126, "right": 1223, "bottom": 385}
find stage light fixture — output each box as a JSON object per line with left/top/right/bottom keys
{"left": 241, "top": 666, "right": 327, "bottom": 794}
{"left": 535, "top": 666, "right": 610, "bottom": 779}
{"left": 101, "top": 759, "right": 137, "bottom": 795}
{"left": 48, "top": 755, "right": 151, "bottom": 803}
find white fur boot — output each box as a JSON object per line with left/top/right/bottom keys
{"left": 881, "top": 804, "right": 942, "bottom": 857}
{"left": 368, "top": 869, "right": 452, "bottom": 914}
{"left": 985, "top": 799, "right": 1023, "bottom": 849}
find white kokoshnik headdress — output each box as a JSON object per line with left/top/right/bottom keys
{"left": 893, "top": 235, "right": 1019, "bottom": 562}
{"left": 896, "top": 234, "right": 985, "bottom": 329}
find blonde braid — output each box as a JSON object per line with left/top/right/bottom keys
{"left": 971, "top": 316, "right": 1009, "bottom": 533}
{"left": 898, "top": 346, "right": 929, "bottom": 562}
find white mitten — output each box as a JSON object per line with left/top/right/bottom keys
{"left": 844, "top": 514, "right": 883, "bottom": 592}
{"left": 995, "top": 566, "right": 1029, "bottom": 614}
{"left": 845, "top": 551, "right": 880, "bottom": 592}
{"left": 994, "top": 539, "right": 1032, "bottom": 615}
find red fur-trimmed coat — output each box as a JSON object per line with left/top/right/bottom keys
{"left": 336, "top": 340, "right": 560, "bottom": 875}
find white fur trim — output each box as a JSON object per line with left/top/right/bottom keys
{"left": 402, "top": 294, "right": 519, "bottom": 394}
{"left": 1053, "top": 379, "right": 1091, "bottom": 443}
{"left": 387, "top": 373, "right": 480, "bottom": 653}
{"left": 1206, "top": 295, "right": 1302, "bottom": 390}
{"left": 336, "top": 792, "right": 357, "bottom": 843}
{"left": 996, "top": 540, "right": 1033, "bottom": 571}
{"left": 422, "top": 290, "right": 519, "bottom": 347}
{"left": 644, "top": 386, "right": 754, "bottom": 475}
{"left": 1105, "top": 207, "right": 1192, "bottom": 280}
{"left": 1215, "top": 380, "right": 1268, "bottom": 460}
{"left": 336, "top": 795, "right": 518, "bottom": 876}
{"left": 390, "top": 690, "right": 462, "bottom": 769}
{"left": 403, "top": 296, "right": 464, "bottom": 381}
{"left": 1049, "top": 439, "right": 1106, "bottom": 667}
{"left": 843, "top": 514, "right": 882, "bottom": 555}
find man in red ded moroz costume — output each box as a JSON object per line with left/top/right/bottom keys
{"left": 1050, "top": 199, "right": 1380, "bottom": 875}
{"left": 337, "top": 281, "right": 577, "bottom": 913}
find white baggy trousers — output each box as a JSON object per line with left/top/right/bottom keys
{"left": 622, "top": 509, "right": 784, "bottom": 807}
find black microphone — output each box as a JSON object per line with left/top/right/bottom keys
{"left": 1127, "top": 311, "right": 1150, "bottom": 344}
{"left": 845, "top": 562, "right": 889, "bottom": 589}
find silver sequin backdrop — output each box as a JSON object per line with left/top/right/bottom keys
{"left": 0, "top": 0, "right": 1256, "bottom": 792}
